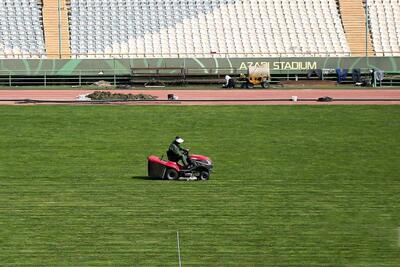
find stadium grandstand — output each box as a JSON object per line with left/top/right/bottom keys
{"left": 0, "top": 0, "right": 398, "bottom": 58}
{"left": 0, "top": 0, "right": 399, "bottom": 87}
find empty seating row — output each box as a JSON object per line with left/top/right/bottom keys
{"left": 2, "top": 0, "right": 398, "bottom": 58}
{"left": 367, "top": 0, "right": 400, "bottom": 56}
{"left": 69, "top": 0, "right": 351, "bottom": 58}
{"left": 0, "top": 0, "right": 46, "bottom": 58}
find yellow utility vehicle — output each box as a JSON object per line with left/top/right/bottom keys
{"left": 241, "top": 65, "right": 270, "bottom": 88}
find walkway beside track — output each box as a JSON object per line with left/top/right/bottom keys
{"left": 42, "top": 0, "right": 71, "bottom": 59}
{"left": 338, "top": 0, "right": 374, "bottom": 56}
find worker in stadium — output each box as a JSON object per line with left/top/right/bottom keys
{"left": 167, "top": 136, "right": 192, "bottom": 168}
{"left": 223, "top": 75, "right": 235, "bottom": 88}
{"left": 239, "top": 73, "right": 251, "bottom": 88}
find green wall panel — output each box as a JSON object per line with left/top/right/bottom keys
{"left": 0, "top": 57, "right": 398, "bottom": 76}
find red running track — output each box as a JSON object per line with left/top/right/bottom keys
{"left": 0, "top": 89, "right": 400, "bottom": 105}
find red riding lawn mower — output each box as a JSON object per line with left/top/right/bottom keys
{"left": 147, "top": 151, "right": 213, "bottom": 181}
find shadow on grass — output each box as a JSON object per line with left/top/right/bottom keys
{"left": 131, "top": 176, "right": 161, "bottom": 181}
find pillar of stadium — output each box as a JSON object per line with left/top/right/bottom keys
{"left": 42, "top": 0, "right": 71, "bottom": 59}
{"left": 338, "top": 0, "right": 374, "bottom": 56}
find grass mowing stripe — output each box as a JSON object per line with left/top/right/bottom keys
{"left": 0, "top": 105, "right": 399, "bottom": 266}
{"left": 176, "top": 231, "right": 182, "bottom": 267}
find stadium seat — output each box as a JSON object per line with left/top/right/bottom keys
{"left": 68, "top": 0, "right": 351, "bottom": 58}
{"left": 0, "top": 0, "right": 46, "bottom": 58}
{"left": 6, "top": 0, "right": 399, "bottom": 59}
{"left": 367, "top": 0, "right": 400, "bottom": 56}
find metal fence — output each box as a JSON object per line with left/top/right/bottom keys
{"left": 0, "top": 68, "right": 399, "bottom": 87}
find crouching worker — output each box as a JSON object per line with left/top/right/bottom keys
{"left": 167, "top": 136, "right": 192, "bottom": 168}
{"left": 223, "top": 75, "right": 235, "bottom": 88}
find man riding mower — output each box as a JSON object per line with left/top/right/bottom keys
{"left": 167, "top": 136, "right": 193, "bottom": 168}
{"left": 147, "top": 137, "right": 213, "bottom": 181}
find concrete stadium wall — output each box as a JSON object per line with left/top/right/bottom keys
{"left": 0, "top": 57, "right": 399, "bottom": 76}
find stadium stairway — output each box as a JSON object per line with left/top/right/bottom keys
{"left": 338, "top": 0, "right": 375, "bottom": 56}
{"left": 42, "top": 0, "right": 71, "bottom": 58}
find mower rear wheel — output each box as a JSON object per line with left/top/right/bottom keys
{"left": 199, "top": 171, "right": 210, "bottom": 181}
{"left": 165, "top": 169, "right": 179, "bottom": 180}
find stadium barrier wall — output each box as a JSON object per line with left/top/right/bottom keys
{"left": 0, "top": 57, "right": 399, "bottom": 76}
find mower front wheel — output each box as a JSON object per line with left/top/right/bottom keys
{"left": 165, "top": 168, "right": 179, "bottom": 180}
{"left": 198, "top": 171, "right": 210, "bottom": 181}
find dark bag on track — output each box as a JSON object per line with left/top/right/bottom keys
{"left": 317, "top": 96, "right": 333, "bottom": 102}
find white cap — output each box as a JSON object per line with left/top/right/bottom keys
{"left": 175, "top": 137, "right": 184, "bottom": 143}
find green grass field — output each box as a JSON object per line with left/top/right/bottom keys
{"left": 0, "top": 105, "right": 399, "bottom": 266}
